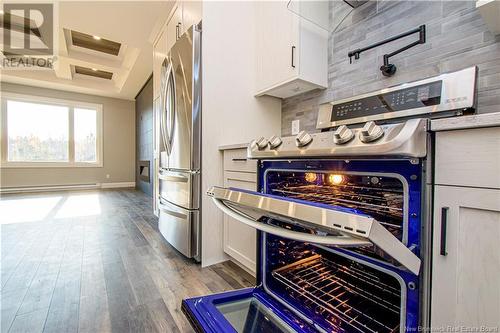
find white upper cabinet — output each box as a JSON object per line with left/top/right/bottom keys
{"left": 181, "top": 1, "right": 202, "bottom": 34}
{"left": 477, "top": 0, "right": 500, "bottom": 35}
{"left": 166, "top": 5, "right": 182, "bottom": 52}
{"left": 152, "top": 2, "right": 202, "bottom": 100}
{"left": 255, "top": 1, "right": 328, "bottom": 99}
{"left": 153, "top": 29, "right": 167, "bottom": 101}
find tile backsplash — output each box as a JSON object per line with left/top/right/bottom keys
{"left": 281, "top": 1, "right": 500, "bottom": 136}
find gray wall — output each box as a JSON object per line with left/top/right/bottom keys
{"left": 1, "top": 82, "right": 135, "bottom": 188}
{"left": 135, "top": 76, "right": 153, "bottom": 196}
{"left": 282, "top": 1, "right": 500, "bottom": 135}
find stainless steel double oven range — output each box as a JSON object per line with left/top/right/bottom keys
{"left": 182, "top": 67, "right": 477, "bottom": 332}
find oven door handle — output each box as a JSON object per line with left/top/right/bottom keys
{"left": 213, "top": 197, "right": 372, "bottom": 247}
{"left": 208, "top": 186, "right": 421, "bottom": 275}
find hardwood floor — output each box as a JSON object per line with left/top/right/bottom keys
{"left": 1, "top": 189, "right": 255, "bottom": 333}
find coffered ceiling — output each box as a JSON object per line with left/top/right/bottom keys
{"left": 0, "top": 1, "right": 174, "bottom": 100}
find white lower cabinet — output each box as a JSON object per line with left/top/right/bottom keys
{"left": 431, "top": 185, "right": 500, "bottom": 329}
{"left": 221, "top": 148, "right": 257, "bottom": 275}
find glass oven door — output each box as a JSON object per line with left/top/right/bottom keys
{"left": 207, "top": 186, "right": 420, "bottom": 275}
{"left": 181, "top": 287, "right": 317, "bottom": 333}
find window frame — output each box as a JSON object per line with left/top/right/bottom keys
{"left": 0, "top": 92, "right": 103, "bottom": 168}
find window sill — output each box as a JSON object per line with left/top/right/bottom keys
{"left": 0, "top": 162, "right": 103, "bottom": 169}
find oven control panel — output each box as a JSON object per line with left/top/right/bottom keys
{"left": 248, "top": 118, "right": 428, "bottom": 159}
{"left": 317, "top": 66, "right": 476, "bottom": 129}
{"left": 331, "top": 81, "right": 442, "bottom": 123}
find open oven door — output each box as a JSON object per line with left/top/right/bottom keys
{"left": 207, "top": 186, "right": 421, "bottom": 276}
{"left": 182, "top": 186, "right": 421, "bottom": 333}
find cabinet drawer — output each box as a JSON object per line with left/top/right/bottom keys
{"left": 223, "top": 148, "right": 257, "bottom": 173}
{"left": 435, "top": 127, "right": 500, "bottom": 189}
{"left": 224, "top": 171, "right": 257, "bottom": 188}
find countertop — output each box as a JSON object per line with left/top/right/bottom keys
{"left": 218, "top": 142, "right": 249, "bottom": 151}
{"left": 430, "top": 111, "right": 500, "bottom": 131}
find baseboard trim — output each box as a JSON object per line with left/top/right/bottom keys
{"left": 100, "top": 182, "right": 136, "bottom": 189}
{"left": 0, "top": 182, "right": 136, "bottom": 194}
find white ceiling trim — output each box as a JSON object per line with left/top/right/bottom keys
{"left": 1, "top": 1, "right": 175, "bottom": 100}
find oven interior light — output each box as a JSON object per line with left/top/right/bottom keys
{"left": 304, "top": 173, "right": 317, "bottom": 183}
{"left": 328, "top": 174, "right": 344, "bottom": 185}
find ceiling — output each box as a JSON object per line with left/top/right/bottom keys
{"left": 0, "top": 1, "right": 174, "bottom": 100}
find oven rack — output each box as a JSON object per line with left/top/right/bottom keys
{"left": 270, "top": 185, "right": 403, "bottom": 235}
{"left": 272, "top": 254, "right": 401, "bottom": 333}
{"left": 271, "top": 186, "right": 402, "bottom": 214}
{"left": 267, "top": 181, "right": 404, "bottom": 194}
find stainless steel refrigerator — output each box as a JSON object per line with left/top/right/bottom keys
{"left": 157, "top": 24, "right": 201, "bottom": 262}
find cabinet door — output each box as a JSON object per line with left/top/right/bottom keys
{"left": 153, "top": 29, "right": 166, "bottom": 100}
{"left": 166, "top": 5, "right": 182, "bottom": 52}
{"left": 181, "top": 1, "right": 202, "bottom": 34}
{"left": 432, "top": 186, "right": 500, "bottom": 329}
{"left": 255, "top": 1, "right": 299, "bottom": 93}
{"left": 223, "top": 172, "right": 257, "bottom": 275}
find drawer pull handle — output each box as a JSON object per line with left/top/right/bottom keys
{"left": 159, "top": 200, "right": 188, "bottom": 219}
{"left": 232, "top": 158, "right": 247, "bottom": 162}
{"left": 440, "top": 207, "right": 449, "bottom": 256}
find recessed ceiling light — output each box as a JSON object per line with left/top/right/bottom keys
{"left": 71, "top": 30, "right": 121, "bottom": 56}
{"left": 75, "top": 65, "right": 113, "bottom": 80}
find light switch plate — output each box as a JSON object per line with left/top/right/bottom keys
{"left": 291, "top": 120, "right": 300, "bottom": 135}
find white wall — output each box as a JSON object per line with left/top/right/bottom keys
{"left": 201, "top": 1, "right": 282, "bottom": 266}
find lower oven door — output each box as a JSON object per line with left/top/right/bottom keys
{"left": 207, "top": 186, "right": 420, "bottom": 275}
{"left": 181, "top": 287, "right": 317, "bottom": 333}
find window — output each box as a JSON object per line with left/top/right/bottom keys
{"left": 74, "top": 108, "right": 97, "bottom": 163}
{"left": 1, "top": 93, "right": 103, "bottom": 167}
{"left": 7, "top": 101, "right": 69, "bottom": 162}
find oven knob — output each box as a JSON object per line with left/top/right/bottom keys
{"left": 254, "top": 137, "right": 268, "bottom": 150}
{"left": 333, "top": 125, "right": 354, "bottom": 144}
{"left": 295, "top": 131, "right": 313, "bottom": 147}
{"left": 359, "top": 121, "right": 384, "bottom": 143}
{"left": 268, "top": 135, "right": 282, "bottom": 149}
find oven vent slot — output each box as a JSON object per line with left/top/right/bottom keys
{"left": 272, "top": 254, "right": 401, "bottom": 333}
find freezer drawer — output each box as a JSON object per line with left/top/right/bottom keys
{"left": 181, "top": 288, "right": 316, "bottom": 333}
{"left": 158, "top": 198, "right": 199, "bottom": 259}
{"left": 159, "top": 169, "right": 200, "bottom": 209}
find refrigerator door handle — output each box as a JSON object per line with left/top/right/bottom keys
{"left": 160, "top": 59, "right": 175, "bottom": 154}
{"left": 167, "top": 59, "right": 177, "bottom": 153}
